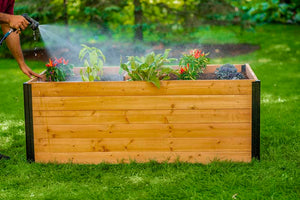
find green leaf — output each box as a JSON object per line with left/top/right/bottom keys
{"left": 149, "top": 76, "right": 160, "bottom": 88}
{"left": 120, "top": 63, "right": 129, "bottom": 72}
{"left": 140, "top": 63, "right": 149, "bottom": 72}
{"left": 79, "top": 44, "right": 105, "bottom": 82}
{"left": 168, "top": 58, "right": 177, "bottom": 63}
{"left": 162, "top": 76, "right": 171, "bottom": 80}
{"left": 163, "top": 49, "right": 171, "bottom": 58}
{"left": 145, "top": 52, "right": 155, "bottom": 65}
{"left": 135, "top": 56, "right": 143, "bottom": 63}
{"left": 97, "top": 49, "right": 106, "bottom": 62}
{"left": 90, "top": 51, "right": 98, "bottom": 66}
{"left": 121, "top": 49, "right": 176, "bottom": 87}
{"left": 128, "top": 56, "right": 136, "bottom": 70}
{"left": 160, "top": 67, "right": 174, "bottom": 74}
{"left": 98, "top": 59, "right": 104, "bottom": 68}
{"left": 89, "top": 75, "right": 94, "bottom": 81}
{"left": 155, "top": 54, "right": 162, "bottom": 60}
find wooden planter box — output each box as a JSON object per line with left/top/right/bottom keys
{"left": 23, "top": 64, "right": 260, "bottom": 164}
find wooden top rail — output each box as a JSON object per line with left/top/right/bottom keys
{"left": 26, "top": 64, "right": 258, "bottom": 83}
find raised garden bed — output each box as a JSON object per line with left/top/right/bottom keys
{"left": 23, "top": 64, "right": 260, "bottom": 164}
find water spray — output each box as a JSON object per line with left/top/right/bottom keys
{"left": 0, "top": 13, "right": 39, "bottom": 46}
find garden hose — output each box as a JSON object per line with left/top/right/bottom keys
{"left": 0, "top": 28, "right": 14, "bottom": 46}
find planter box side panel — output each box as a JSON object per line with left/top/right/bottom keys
{"left": 30, "top": 80, "right": 253, "bottom": 164}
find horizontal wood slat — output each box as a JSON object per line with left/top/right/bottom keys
{"left": 34, "top": 137, "right": 251, "bottom": 153}
{"left": 32, "top": 95, "right": 252, "bottom": 111}
{"left": 35, "top": 151, "right": 252, "bottom": 164}
{"left": 34, "top": 123, "right": 251, "bottom": 139}
{"left": 31, "top": 80, "right": 253, "bottom": 97}
{"left": 33, "top": 109, "right": 251, "bottom": 125}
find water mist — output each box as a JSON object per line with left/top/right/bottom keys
{"left": 38, "top": 24, "right": 125, "bottom": 81}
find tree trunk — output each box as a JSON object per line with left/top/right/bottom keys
{"left": 183, "top": 0, "right": 188, "bottom": 27}
{"left": 134, "top": 0, "right": 143, "bottom": 41}
{"left": 64, "top": 0, "right": 68, "bottom": 25}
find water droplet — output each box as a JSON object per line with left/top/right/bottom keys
{"left": 34, "top": 47, "right": 38, "bottom": 57}
{"left": 33, "top": 31, "right": 36, "bottom": 41}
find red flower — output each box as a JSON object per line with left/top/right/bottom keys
{"left": 46, "top": 58, "right": 57, "bottom": 67}
{"left": 180, "top": 68, "right": 185, "bottom": 74}
{"left": 194, "top": 50, "right": 201, "bottom": 59}
{"left": 55, "top": 57, "right": 63, "bottom": 64}
{"left": 190, "top": 49, "right": 204, "bottom": 59}
{"left": 179, "top": 64, "right": 189, "bottom": 74}
{"left": 46, "top": 57, "right": 69, "bottom": 68}
{"left": 63, "top": 58, "right": 69, "bottom": 65}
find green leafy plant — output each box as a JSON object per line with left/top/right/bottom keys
{"left": 178, "top": 49, "right": 209, "bottom": 80}
{"left": 120, "top": 49, "right": 176, "bottom": 88}
{"left": 45, "top": 57, "right": 73, "bottom": 82}
{"left": 79, "top": 44, "right": 106, "bottom": 82}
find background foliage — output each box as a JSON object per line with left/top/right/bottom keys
{"left": 11, "top": 0, "right": 300, "bottom": 44}
{"left": 14, "top": 0, "right": 300, "bottom": 26}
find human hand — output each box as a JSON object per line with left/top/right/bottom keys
{"left": 8, "top": 15, "right": 29, "bottom": 33}
{"left": 19, "top": 64, "right": 42, "bottom": 79}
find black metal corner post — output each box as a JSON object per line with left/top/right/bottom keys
{"left": 252, "top": 80, "right": 260, "bottom": 160}
{"left": 23, "top": 83, "right": 35, "bottom": 162}
{"left": 241, "top": 64, "right": 246, "bottom": 73}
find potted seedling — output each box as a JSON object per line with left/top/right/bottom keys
{"left": 79, "top": 44, "right": 106, "bottom": 81}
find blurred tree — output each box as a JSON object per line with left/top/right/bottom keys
{"left": 64, "top": 0, "right": 68, "bottom": 25}
{"left": 232, "top": 0, "right": 300, "bottom": 24}
{"left": 195, "top": 0, "right": 235, "bottom": 25}
{"left": 134, "top": 0, "right": 143, "bottom": 41}
{"left": 78, "top": 0, "right": 128, "bottom": 36}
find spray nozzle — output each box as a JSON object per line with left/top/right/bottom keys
{"left": 22, "top": 13, "right": 39, "bottom": 31}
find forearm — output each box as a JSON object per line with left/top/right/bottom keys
{"left": 0, "top": 16, "right": 40, "bottom": 78}
{"left": 0, "top": 12, "right": 11, "bottom": 24}
{"left": 1, "top": 24, "right": 25, "bottom": 66}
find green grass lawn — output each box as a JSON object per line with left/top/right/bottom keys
{"left": 0, "top": 24, "right": 299, "bottom": 199}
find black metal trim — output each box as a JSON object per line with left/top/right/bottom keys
{"left": 241, "top": 64, "right": 246, "bottom": 73}
{"left": 23, "top": 83, "right": 35, "bottom": 162}
{"left": 252, "top": 80, "right": 260, "bottom": 160}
